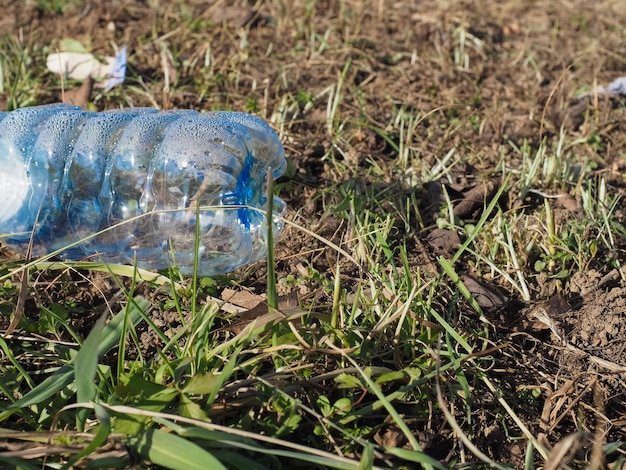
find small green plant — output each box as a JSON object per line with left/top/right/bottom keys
{"left": 36, "top": 0, "right": 85, "bottom": 14}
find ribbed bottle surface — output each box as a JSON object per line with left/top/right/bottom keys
{"left": 0, "top": 103, "right": 286, "bottom": 275}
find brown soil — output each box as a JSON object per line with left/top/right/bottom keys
{"left": 1, "top": 0, "right": 626, "bottom": 467}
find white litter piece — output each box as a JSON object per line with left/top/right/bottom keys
{"left": 604, "top": 75, "right": 626, "bottom": 95}
{"left": 46, "top": 48, "right": 126, "bottom": 90}
{"left": 577, "top": 75, "right": 626, "bottom": 100}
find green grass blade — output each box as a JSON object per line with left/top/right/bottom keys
{"left": 159, "top": 421, "right": 364, "bottom": 470}
{"left": 0, "top": 456, "right": 41, "bottom": 469}
{"left": 205, "top": 450, "right": 270, "bottom": 469}
{"left": 0, "top": 366, "right": 73, "bottom": 420}
{"left": 449, "top": 175, "right": 510, "bottom": 265}
{"left": 0, "top": 296, "right": 149, "bottom": 420}
{"left": 98, "top": 296, "right": 150, "bottom": 357}
{"left": 524, "top": 438, "right": 534, "bottom": 470}
{"left": 129, "top": 427, "right": 227, "bottom": 470}
{"left": 0, "top": 335, "right": 35, "bottom": 393}
{"left": 266, "top": 168, "right": 278, "bottom": 309}
{"left": 173, "top": 424, "right": 360, "bottom": 469}
{"left": 384, "top": 447, "right": 447, "bottom": 469}
{"left": 205, "top": 346, "right": 241, "bottom": 407}
{"left": 359, "top": 443, "right": 374, "bottom": 470}
{"left": 75, "top": 314, "right": 106, "bottom": 431}
{"left": 438, "top": 255, "right": 483, "bottom": 317}
{"left": 426, "top": 298, "right": 473, "bottom": 354}
{"left": 63, "top": 404, "right": 112, "bottom": 469}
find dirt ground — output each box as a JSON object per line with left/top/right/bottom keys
{"left": 1, "top": 0, "right": 626, "bottom": 467}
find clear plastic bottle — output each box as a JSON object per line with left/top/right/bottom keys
{"left": 0, "top": 103, "right": 286, "bottom": 276}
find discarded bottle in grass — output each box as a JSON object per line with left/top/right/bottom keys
{"left": 0, "top": 103, "right": 286, "bottom": 276}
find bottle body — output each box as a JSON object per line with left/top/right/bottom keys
{"left": 0, "top": 103, "right": 286, "bottom": 276}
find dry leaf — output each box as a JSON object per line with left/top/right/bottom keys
{"left": 62, "top": 75, "right": 93, "bottom": 106}
{"left": 426, "top": 228, "right": 460, "bottom": 257}
{"left": 462, "top": 274, "right": 509, "bottom": 310}
{"left": 221, "top": 288, "right": 264, "bottom": 310}
{"left": 210, "top": 6, "right": 256, "bottom": 27}
{"left": 554, "top": 192, "right": 579, "bottom": 212}
{"left": 544, "top": 433, "right": 580, "bottom": 470}
{"left": 373, "top": 426, "right": 406, "bottom": 448}
{"left": 221, "top": 291, "right": 300, "bottom": 334}
{"left": 453, "top": 180, "right": 497, "bottom": 218}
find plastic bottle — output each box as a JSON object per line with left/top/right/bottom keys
{"left": 0, "top": 103, "right": 286, "bottom": 276}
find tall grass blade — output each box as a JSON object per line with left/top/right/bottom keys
{"left": 266, "top": 168, "right": 278, "bottom": 310}
{"left": 205, "top": 346, "right": 241, "bottom": 408}
{"left": 74, "top": 314, "right": 106, "bottom": 431}
{"left": 129, "top": 427, "right": 227, "bottom": 470}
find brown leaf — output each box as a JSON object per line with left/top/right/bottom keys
{"left": 62, "top": 75, "right": 93, "bottom": 107}
{"left": 221, "top": 291, "right": 300, "bottom": 334}
{"left": 554, "top": 192, "right": 579, "bottom": 212}
{"left": 462, "top": 274, "right": 509, "bottom": 310}
{"left": 221, "top": 288, "right": 264, "bottom": 310}
{"left": 373, "top": 426, "right": 406, "bottom": 448}
{"left": 373, "top": 425, "right": 431, "bottom": 450}
{"left": 210, "top": 6, "right": 256, "bottom": 27}
{"left": 453, "top": 180, "right": 497, "bottom": 218}
{"left": 426, "top": 228, "right": 460, "bottom": 257}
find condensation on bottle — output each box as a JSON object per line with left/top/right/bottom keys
{"left": 0, "top": 103, "right": 287, "bottom": 276}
